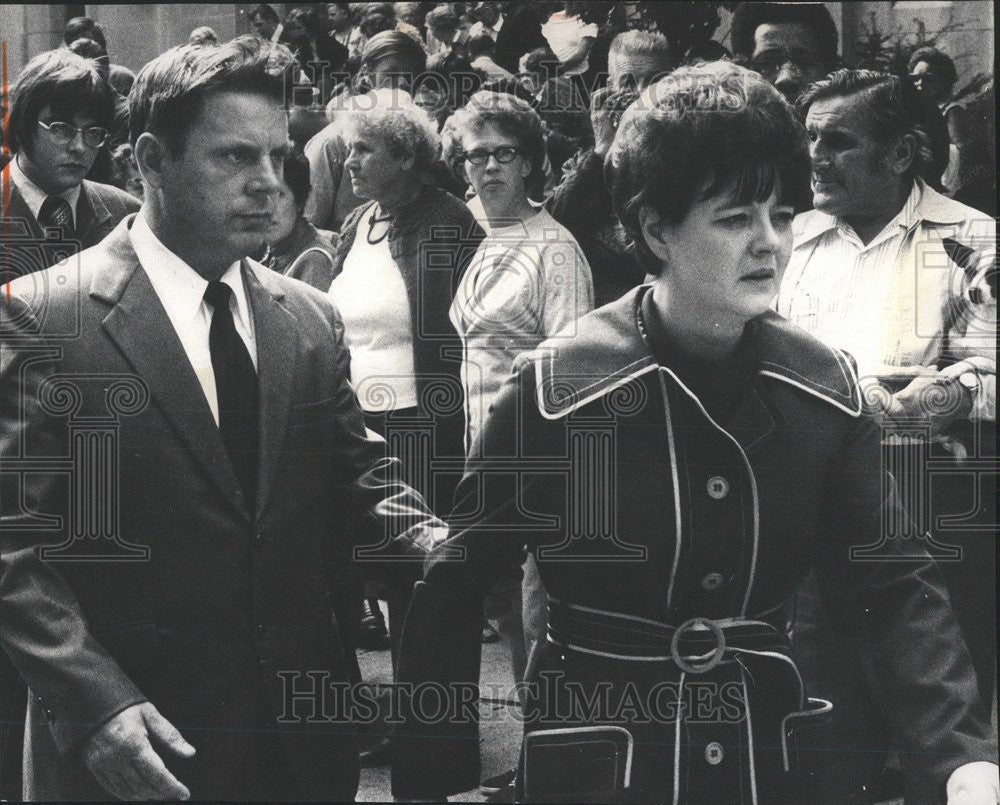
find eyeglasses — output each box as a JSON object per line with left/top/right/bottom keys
{"left": 750, "top": 51, "right": 820, "bottom": 77}
{"left": 37, "top": 120, "right": 110, "bottom": 149}
{"left": 463, "top": 146, "right": 520, "bottom": 165}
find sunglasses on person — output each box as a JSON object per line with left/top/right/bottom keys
{"left": 37, "top": 120, "right": 110, "bottom": 149}
{"left": 462, "top": 146, "right": 520, "bottom": 165}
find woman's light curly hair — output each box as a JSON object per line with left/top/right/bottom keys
{"left": 339, "top": 87, "right": 441, "bottom": 173}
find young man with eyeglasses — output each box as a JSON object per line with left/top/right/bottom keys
{"left": 2, "top": 49, "right": 140, "bottom": 279}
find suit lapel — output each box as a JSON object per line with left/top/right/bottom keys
{"left": 76, "top": 183, "right": 112, "bottom": 248}
{"left": 243, "top": 262, "right": 298, "bottom": 520}
{"left": 95, "top": 222, "right": 249, "bottom": 518}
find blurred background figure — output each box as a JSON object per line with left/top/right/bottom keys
{"left": 469, "top": 33, "right": 514, "bottom": 83}
{"left": 249, "top": 3, "right": 283, "bottom": 42}
{"left": 188, "top": 26, "right": 219, "bottom": 46}
{"left": 546, "top": 29, "right": 672, "bottom": 306}
{"left": 730, "top": 1, "right": 839, "bottom": 104}
{"left": 265, "top": 149, "right": 337, "bottom": 290}
{"left": 540, "top": 2, "right": 598, "bottom": 93}
{"left": 304, "top": 30, "right": 427, "bottom": 234}
{"left": 63, "top": 16, "right": 135, "bottom": 130}
{"left": 107, "top": 142, "right": 144, "bottom": 200}
{"left": 284, "top": 5, "right": 349, "bottom": 103}
{"left": 425, "top": 5, "right": 470, "bottom": 59}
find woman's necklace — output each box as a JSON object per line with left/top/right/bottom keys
{"left": 366, "top": 204, "right": 393, "bottom": 245}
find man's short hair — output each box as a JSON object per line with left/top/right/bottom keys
{"left": 607, "top": 62, "right": 811, "bottom": 273}
{"left": 908, "top": 46, "right": 958, "bottom": 91}
{"left": 64, "top": 16, "right": 107, "bottom": 51}
{"left": 7, "top": 49, "right": 114, "bottom": 155}
{"left": 250, "top": 4, "right": 280, "bottom": 25}
{"left": 129, "top": 35, "right": 296, "bottom": 154}
{"left": 730, "top": 2, "right": 838, "bottom": 65}
{"left": 608, "top": 30, "right": 672, "bottom": 64}
{"left": 798, "top": 68, "right": 934, "bottom": 182}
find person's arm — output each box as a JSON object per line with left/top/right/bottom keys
{"left": 0, "top": 294, "right": 194, "bottom": 799}
{"left": 392, "top": 363, "right": 552, "bottom": 800}
{"left": 814, "top": 410, "right": 997, "bottom": 799}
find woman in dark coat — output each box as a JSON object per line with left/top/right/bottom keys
{"left": 390, "top": 63, "right": 997, "bottom": 803}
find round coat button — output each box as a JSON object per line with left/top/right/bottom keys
{"left": 706, "top": 476, "right": 729, "bottom": 499}
{"left": 701, "top": 572, "right": 725, "bottom": 591}
{"left": 705, "top": 742, "right": 724, "bottom": 765}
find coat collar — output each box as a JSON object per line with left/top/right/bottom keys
{"left": 533, "top": 286, "right": 862, "bottom": 422}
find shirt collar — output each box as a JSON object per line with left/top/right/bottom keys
{"left": 10, "top": 154, "right": 82, "bottom": 227}
{"left": 793, "top": 178, "right": 965, "bottom": 250}
{"left": 129, "top": 210, "right": 252, "bottom": 333}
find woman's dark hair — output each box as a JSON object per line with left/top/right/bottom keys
{"left": 907, "top": 46, "right": 958, "bottom": 91}
{"left": 798, "top": 69, "right": 934, "bottom": 183}
{"left": 7, "top": 49, "right": 115, "bottom": 156}
{"left": 282, "top": 148, "right": 313, "bottom": 210}
{"left": 129, "top": 35, "right": 297, "bottom": 154}
{"left": 360, "top": 12, "right": 396, "bottom": 38}
{"left": 607, "top": 61, "right": 810, "bottom": 273}
{"left": 361, "top": 30, "right": 427, "bottom": 77}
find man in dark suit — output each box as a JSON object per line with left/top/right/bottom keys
{"left": 1, "top": 49, "right": 140, "bottom": 280}
{"left": 0, "top": 37, "right": 443, "bottom": 801}
{"left": 0, "top": 47, "right": 140, "bottom": 801}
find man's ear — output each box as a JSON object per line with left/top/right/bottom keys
{"left": 638, "top": 205, "right": 673, "bottom": 265}
{"left": 887, "top": 133, "right": 917, "bottom": 176}
{"left": 133, "top": 132, "right": 169, "bottom": 190}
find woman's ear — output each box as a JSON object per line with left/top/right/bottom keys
{"left": 638, "top": 205, "right": 673, "bottom": 265}
{"left": 133, "top": 132, "right": 167, "bottom": 190}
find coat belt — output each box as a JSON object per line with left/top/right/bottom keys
{"left": 546, "top": 597, "right": 790, "bottom": 669}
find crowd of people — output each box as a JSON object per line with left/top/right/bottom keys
{"left": 0, "top": 2, "right": 996, "bottom": 803}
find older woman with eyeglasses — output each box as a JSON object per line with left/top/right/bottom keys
{"left": 440, "top": 90, "right": 593, "bottom": 740}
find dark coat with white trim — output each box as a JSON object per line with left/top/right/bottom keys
{"left": 392, "top": 286, "right": 993, "bottom": 802}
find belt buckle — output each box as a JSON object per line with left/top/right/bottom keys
{"left": 670, "top": 617, "right": 726, "bottom": 673}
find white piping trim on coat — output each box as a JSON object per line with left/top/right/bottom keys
{"left": 758, "top": 345, "right": 862, "bottom": 417}
{"left": 659, "top": 373, "right": 683, "bottom": 610}
{"left": 780, "top": 698, "right": 833, "bottom": 772}
{"left": 673, "top": 672, "right": 686, "bottom": 805}
{"left": 534, "top": 355, "right": 658, "bottom": 420}
{"left": 742, "top": 671, "right": 758, "bottom": 805}
{"left": 659, "top": 367, "right": 760, "bottom": 617}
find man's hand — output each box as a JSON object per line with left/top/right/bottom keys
{"left": 873, "top": 366, "right": 975, "bottom": 436}
{"left": 947, "top": 761, "right": 1000, "bottom": 804}
{"left": 83, "top": 702, "right": 196, "bottom": 801}
{"left": 590, "top": 87, "right": 637, "bottom": 158}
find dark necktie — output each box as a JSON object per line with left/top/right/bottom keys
{"left": 204, "top": 280, "right": 258, "bottom": 506}
{"left": 38, "top": 195, "right": 75, "bottom": 239}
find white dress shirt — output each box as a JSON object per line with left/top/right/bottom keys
{"left": 10, "top": 155, "right": 82, "bottom": 228}
{"left": 129, "top": 211, "right": 257, "bottom": 425}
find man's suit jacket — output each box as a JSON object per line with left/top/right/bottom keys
{"left": 1, "top": 178, "right": 140, "bottom": 280}
{"left": 0, "top": 216, "right": 441, "bottom": 800}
